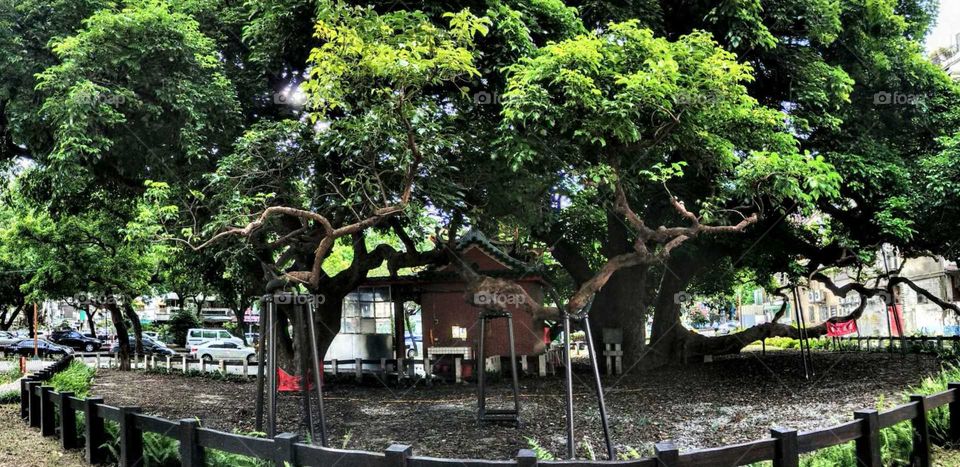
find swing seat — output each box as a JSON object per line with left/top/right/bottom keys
{"left": 277, "top": 365, "right": 322, "bottom": 392}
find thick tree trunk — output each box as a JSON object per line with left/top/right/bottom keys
{"left": 589, "top": 265, "right": 649, "bottom": 368}
{"left": 233, "top": 297, "right": 250, "bottom": 346}
{"left": 86, "top": 309, "right": 97, "bottom": 337}
{"left": 0, "top": 303, "right": 23, "bottom": 330}
{"left": 122, "top": 302, "right": 143, "bottom": 355}
{"left": 107, "top": 303, "right": 131, "bottom": 370}
{"left": 273, "top": 297, "right": 343, "bottom": 373}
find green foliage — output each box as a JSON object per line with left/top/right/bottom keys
{"left": 167, "top": 310, "right": 201, "bottom": 346}
{"left": 0, "top": 364, "right": 22, "bottom": 384}
{"left": 525, "top": 437, "right": 555, "bottom": 460}
{"left": 103, "top": 419, "right": 270, "bottom": 466}
{"left": 0, "top": 390, "right": 19, "bottom": 404}
{"left": 49, "top": 359, "right": 96, "bottom": 398}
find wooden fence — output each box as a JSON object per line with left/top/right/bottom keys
{"left": 77, "top": 352, "right": 565, "bottom": 381}
{"left": 18, "top": 355, "right": 960, "bottom": 466}
{"left": 827, "top": 335, "right": 960, "bottom": 351}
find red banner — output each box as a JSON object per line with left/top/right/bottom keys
{"left": 888, "top": 305, "right": 904, "bottom": 337}
{"left": 277, "top": 366, "right": 321, "bottom": 392}
{"left": 826, "top": 320, "right": 858, "bottom": 337}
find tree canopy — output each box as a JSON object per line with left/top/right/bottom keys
{"left": 0, "top": 0, "right": 958, "bottom": 369}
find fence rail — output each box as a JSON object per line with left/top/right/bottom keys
{"left": 76, "top": 352, "right": 564, "bottom": 381}
{"left": 17, "top": 355, "right": 960, "bottom": 466}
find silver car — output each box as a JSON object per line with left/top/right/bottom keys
{"left": 0, "top": 331, "right": 19, "bottom": 347}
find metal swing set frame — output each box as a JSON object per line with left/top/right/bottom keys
{"left": 252, "top": 290, "right": 615, "bottom": 460}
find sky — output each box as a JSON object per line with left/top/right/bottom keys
{"left": 927, "top": 0, "right": 960, "bottom": 52}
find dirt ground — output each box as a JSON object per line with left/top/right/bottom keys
{"left": 0, "top": 404, "right": 88, "bottom": 467}
{"left": 89, "top": 350, "right": 941, "bottom": 460}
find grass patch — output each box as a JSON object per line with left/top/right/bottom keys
{"left": 0, "top": 365, "right": 22, "bottom": 385}
{"left": 0, "top": 390, "right": 19, "bottom": 404}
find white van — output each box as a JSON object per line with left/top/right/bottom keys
{"left": 186, "top": 328, "right": 243, "bottom": 348}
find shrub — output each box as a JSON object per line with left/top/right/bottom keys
{"left": 49, "top": 359, "right": 96, "bottom": 398}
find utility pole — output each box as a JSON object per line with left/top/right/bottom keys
{"left": 33, "top": 303, "right": 38, "bottom": 358}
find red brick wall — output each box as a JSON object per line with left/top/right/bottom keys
{"left": 421, "top": 280, "right": 546, "bottom": 357}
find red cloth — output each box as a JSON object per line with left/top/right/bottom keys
{"left": 277, "top": 365, "right": 321, "bottom": 392}
{"left": 826, "top": 320, "right": 858, "bottom": 337}
{"left": 888, "top": 305, "right": 904, "bottom": 336}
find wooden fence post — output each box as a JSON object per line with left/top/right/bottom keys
{"left": 166, "top": 356, "right": 172, "bottom": 373}
{"left": 200, "top": 358, "right": 207, "bottom": 374}
{"left": 19, "top": 376, "right": 32, "bottom": 419}
{"left": 654, "top": 440, "right": 679, "bottom": 467}
{"left": 516, "top": 448, "right": 538, "bottom": 467}
{"left": 455, "top": 357, "right": 463, "bottom": 384}
{"left": 119, "top": 406, "right": 144, "bottom": 467}
{"left": 949, "top": 383, "right": 960, "bottom": 444}
{"left": 385, "top": 443, "right": 412, "bottom": 467}
{"left": 219, "top": 359, "right": 226, "bottom": 376}
{"left": 182, "top": 355, "right": 188, "bottom": 374}
{"left": 242, "top": 357, "right": 249, "bottom": 377}
{"left": 84, "top": 397, "right": 107, "bottom": 464}
{"left": 854, "top": 410, "right": 881, "bottom": 467}
{"left": 331, "top": 358, "right": 338, "bottom": 376}
{"left": 520, "top": 355, "right": 528, "bottom": 374}
{"left": 538, "top": 354, "right": 547, "bottom": 377}
{"left": 178, "top": 419, "right": 204, "bottom": 467}
{"left": 59, "top": 391, "right": 78, "bottom": 449}
{"left": 272, "top": 432, "right": 298, "bottom": 467}
{"left": 27, "top": 381, "right": 41, "bottom": 427}
{"left": 910, "top": 395, "right": 931, "bottom": 467}
{"left": 771, "top": 427, "right": 799, "bottom": 467}
{"left": 355, "top": 358, "right": 363, "bottom": 383}
{"left": 40, "top": 386, "right": 55, "bottom": 436}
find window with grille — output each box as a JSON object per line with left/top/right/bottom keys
{"left": 341, "top": 286, "right": 393, "bottom": 335}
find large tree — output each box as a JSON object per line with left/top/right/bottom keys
{"left": 4, "top": 0, "right": 959, "bottom": 372}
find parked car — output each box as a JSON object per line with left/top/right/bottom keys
{"left": 185, "top": 328, "right": 243, "bottom": 348}
{"left": 50, "top": 329, "right": 103, "bottom": 352}
{"left": 2, "top": 338, "right": 73, "bottom": 358}
{"left": 190, "top": 341, "right": 256, "bottom": 363}
{"left": 244, "top": 332, "right": 260, "bottom": 345}
{"left": 82, "top": 332, "right": 110, "bottom": 342}
{"left": 109, "top": 336, "right": 175, "bottom": 356}
{"left": 0, "top": 331, "right": 19, "bottom": 347}
{"left": 715, "top": 322, "right": 739, "bottom": 335}
{"left": 143, "top": 331, "right": 159, "bottom": 340}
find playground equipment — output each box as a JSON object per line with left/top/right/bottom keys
{"left": 475, "top": 309, "right": 522, "bottom": 425}
{"left": 548, "top": 290, "right": 615, "bottom": 460}
{"left": 254, "top": 292, "right": 328, "bottom": 446}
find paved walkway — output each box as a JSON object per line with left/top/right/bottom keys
{"left": 0, "top": 359, "right": 55, "bottom": 393}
